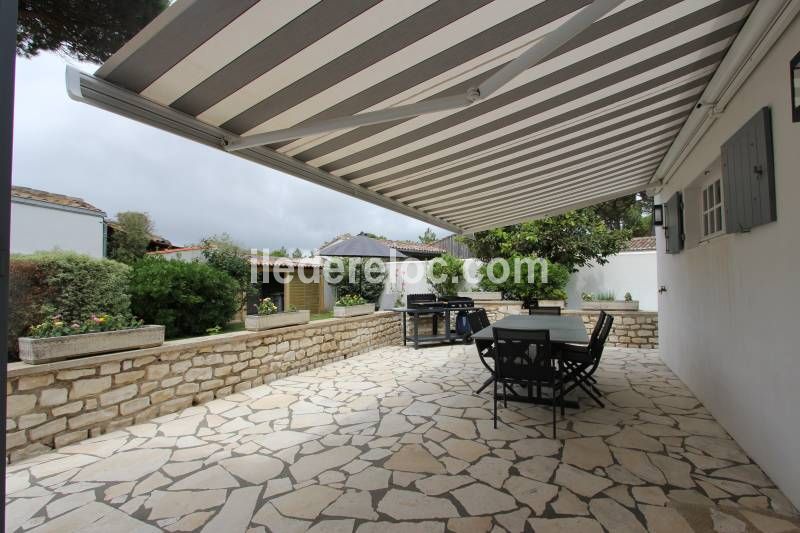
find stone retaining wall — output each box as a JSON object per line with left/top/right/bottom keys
{"left": 5, "top": 312, "right": 401, "bottom": 462}
{"left": 478, "top": 300, "right": 659, "bottom": 349}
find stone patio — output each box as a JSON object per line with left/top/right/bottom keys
{"left": 5, "top": 345, "right": 798, "bottom": 532}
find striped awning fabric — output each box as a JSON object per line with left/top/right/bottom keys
{"left": 72, "top": 0, "right": 754, "bottom": 233}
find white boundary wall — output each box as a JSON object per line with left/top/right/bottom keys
{"left": 566, "top": 251, "right": 657, "bottom": 311}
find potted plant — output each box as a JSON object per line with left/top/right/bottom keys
{"left": 580, "top": 291, "right": 639, "bottom": 311}
{"left": 18, "top": 313, "right": 164, "bottom": 365}
{"left": 245, "top": 298, "right": 310, "bottom": 331}
{"left": 333, "top": 294, "right": 374, "bottom": 318}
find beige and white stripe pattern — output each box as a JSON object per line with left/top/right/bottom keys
{"left": 96, "top": 0, "right": 755, "bottom": 232}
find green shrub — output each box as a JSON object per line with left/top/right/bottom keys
{"left": 130, "top": 257, "right": 240, "bottom": 338}
{"left": 326, "top": 258, "right": 386, "bottom": 304}
{"left": 8, "top": 252, "right": 132, "bottom": 359}
{"left": 478, "top": 256, "right": 569, "bottom": 301}
{"left": 427, "top": 253, "right": 464, "bottom": 296}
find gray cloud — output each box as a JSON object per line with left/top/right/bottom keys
{"left": 12, "top": 53, "right": 451, "bottom": 251}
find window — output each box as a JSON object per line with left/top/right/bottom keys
{"left": 701, "top": 177, "right": 724, "bottom": 239}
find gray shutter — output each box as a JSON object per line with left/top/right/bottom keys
{"left": 721, "top": 107, "right": 776, "bottom": 233}
{"left": 664, "top": 192, "right": 684, "bottom": 254}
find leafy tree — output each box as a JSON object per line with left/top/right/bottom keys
{"left": 589, "top": 192, "right": 654, "bottom": 237}
{"left": 271, "top": 246, "right": 289, "bottom": 258}
{"left": 108, "top": 211, "right": 153, "bottom": 265}
{"left": 418, "top": 227, "right": 438, "bottom": 244}
{"left": 291, "top": 248, "right": 304, "bottom": 259}
{"left": 200, "top": 234, "right": 254, "bottom": 307}
{"left": 17, "top": 0, "right": 168, "bottom": 63}
{"left": 465, "top": 210, "right": 630, "bottom": 272}
{"left": 326, "top": 258, "right": 386, "bottom": 305}
{"left": 427, "top": 253, "right": 463, "bottom": 296}
{"left": 478, "top": 256, "right": 569, "bottom": 301}
{"left": 360, "top": 232, "right": 387, "bottom": 240}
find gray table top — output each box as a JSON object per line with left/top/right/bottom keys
{"left": 472, "top": 315, "right": 589, "bottom": 344}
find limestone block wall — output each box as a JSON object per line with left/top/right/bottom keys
{"left": 477, "top": 300, "right": 659, "bottom": 349}
{"left": 5, "top": 312, "right": 401, "bottom": 462}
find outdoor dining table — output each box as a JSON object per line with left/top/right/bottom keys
{"left": 471, "top": 314, "right": 589, "bottom": 408}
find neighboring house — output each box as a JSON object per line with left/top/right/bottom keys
{"left": 10, "top": 186, "right": 106, "bottom": 258}
{"left": 145, "top": 246, "right": 204, "bottom": 262}
{"left": 106, "top": 220, "right": 176, "bottom": 253}
{"left": 565, "top": 236, "right": 658, "bottom": 311}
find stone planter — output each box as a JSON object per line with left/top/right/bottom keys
{"left": 245, "top": 310, "right": 310, "bottom": 331}
{"left": 581, "top": 300, "right": 640, "bottom": 311}
{"left": 18, "top": 325, "right": 165, "bottom": 365}
{"left": 458, "top": 291, "right": 502, "bottom": 301}
{"left": 333, "top": 303, "right": 374, "bottom": 318}
{"left": 537, "top": 299, "right": 566, "bottom": 308}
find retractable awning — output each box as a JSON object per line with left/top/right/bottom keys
{"left": 67, "top": 0, "right": 757, "bottom": 233}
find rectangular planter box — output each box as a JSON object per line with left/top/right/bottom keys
{"left": 581, "top": 301, "right": 640, "bottom": 311}
{"left": 458, "top": 291, "right": 502, "bottom": 301}
{"left": 537, "top": 299, "right": 566, "bottom": 308}
{"left": 19, "top": 325, "right": 165, "bottom": 365}
{"left": 245, "top": 310, "right": 310, "bottom": 331}
{"left": 333, "top": 303, "right": 375, "bottom": 318}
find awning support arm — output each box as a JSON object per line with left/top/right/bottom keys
{"left": 224, "top": 0, "right": 623, "bottom": 152}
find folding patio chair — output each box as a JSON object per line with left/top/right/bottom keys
{"left": 560, "top": 313, "right": 614, "bottom": 407}
{"left": 467, "top": 310, "right": 495, "bottom": 394}
{"left": 492, "top": 327, "right": 564, "bottom": 438}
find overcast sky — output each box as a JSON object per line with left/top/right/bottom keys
{"left": 11, "top": 53, "right": 450, "bottom": 252}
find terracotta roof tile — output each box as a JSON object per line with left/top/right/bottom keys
{"left": 379, "top": 239, "right": 444, "bottom": 255}
{"left": 625, "top": 236, "right": 656, "bottom": 251}
{"left": 11, "top": 186, "right": 105, "bottom": 214}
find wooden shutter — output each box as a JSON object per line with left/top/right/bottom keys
{"left": 664, "top": 192, "right": 684, "bottom": 254}
{"left": 721, "top": 107, "right": 776, "bottom": 233}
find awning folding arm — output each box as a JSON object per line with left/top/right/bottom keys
{"left": 223, "top": 0, "right": 623, "bottom": 152}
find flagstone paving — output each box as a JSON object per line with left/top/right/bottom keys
{"left": 5, "top": 345, "right": 799, "bottom": 532}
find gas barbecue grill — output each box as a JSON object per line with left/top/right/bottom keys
{"left": 395, "top": 294, "right": 477, "bottom": 348}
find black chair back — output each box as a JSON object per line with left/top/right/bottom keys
{"left": 476, "top": 308, "right": 491, "bottom": 328}
{"left": 522, "top": 297, "right": 539, "bottom": 314}
{"left": 589, "top": 313, "right": 614, "bottom": 364}
{"left": 493, "top": 327, "right": 551, "bottom": 381}
{"left": 589, "top": 311, "right": 608, "bottom": 344}
{"left": 530, "top": 306, "right": 561, "bottom": 316}
{"left": 466, "top": 310, "right": 485, "bottom": 335}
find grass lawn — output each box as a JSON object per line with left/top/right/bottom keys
{"left": 311, "top": 311, "right": 334, "bottom": 321}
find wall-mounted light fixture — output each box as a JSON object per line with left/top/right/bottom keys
{"left": 792, "top": 51, "right": 799, "bottom": 123}
{"left": 653, "top": 204, "right": 664, "bottom": 226}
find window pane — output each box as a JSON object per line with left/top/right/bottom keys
{"left": 714, "top": 180, "right": 722, "bottom": 205}
{"left": 704, "top": 213, "right": 709, "bottom": 236}
{"left": 703, "top": 188, "right": 708, "bottom": 211}
{"left": 716, "top": 206, "right": 723, "bottom": 232}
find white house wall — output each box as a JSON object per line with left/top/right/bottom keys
{"left": 655, "top": 14, "right": 800, "bottom": 507}
{"left": 566, "top": 251, "right": 658, "bottom": 311}
{"left": 10, "top": 201, "right": 105, "bottom": 258}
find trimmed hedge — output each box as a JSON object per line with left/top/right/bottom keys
{"left": 8, "top": 252, "right": 132, "bottom": 359}
{"left": 130, "top": 257, "right": 240, "bottom": 338}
